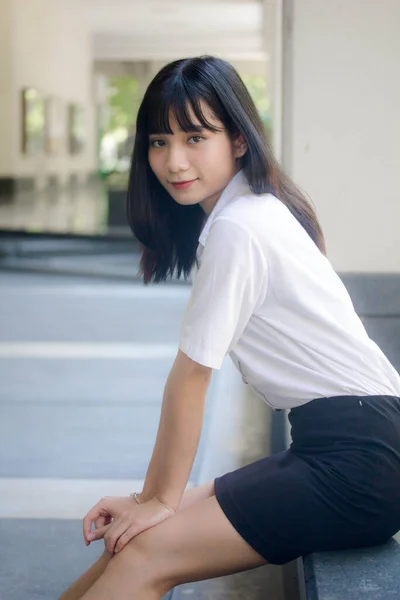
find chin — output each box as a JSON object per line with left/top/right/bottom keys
{"left": 171, "top": 194, "right": 201, "bottom": 206}
{"left": 174, "top": 198, "right": 201, "bottom": 207}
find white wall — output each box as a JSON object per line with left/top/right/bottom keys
{"left": 263, "top": 0, "right": 283, "bottom": 160}
{"left": 282, "top": 0, "right": 400, "bottom": 272}
{"left": 0, "top": 0, "right": 96, "bottom": 184}
{"left": 0, "top": 0, "right": 14, "bottom": 175}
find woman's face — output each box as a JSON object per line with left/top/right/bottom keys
{"left": 148, "top": 101, "right": 247, "bottom": 215}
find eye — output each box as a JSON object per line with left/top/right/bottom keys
{"left": 188, "top": 136, "right": 204, "bottom": 144}
{"left": 149, "top": 139, "right": 165, "bottom": 148}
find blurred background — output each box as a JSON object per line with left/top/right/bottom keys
{"left": 0, "top": 1, "right": 399, "bottom": 599}
{"left": 0, "top": 0, "right": 398, "bottom": 272}
{"left": 0, "top": 0, "right": 271, "bottom": 240}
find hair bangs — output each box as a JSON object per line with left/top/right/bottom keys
{"left": 146, "top": 77, "right": 224, "bottom": 136}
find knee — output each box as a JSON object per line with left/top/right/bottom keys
{"left": 107, "top": 530, "right": 174, "bottom": 594}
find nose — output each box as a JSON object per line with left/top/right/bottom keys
{"left": 166, "top": 145, "right": 190, "bottom": 174}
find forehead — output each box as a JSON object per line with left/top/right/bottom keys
{"left": 147, "top": 96, "right": 223, "bottom": 135}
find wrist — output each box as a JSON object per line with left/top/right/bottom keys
{"left": 156, "top": 498, "right": 176, "bottom": 513}
{"left": 137, "top": 491, "right": 151, "bottom": 503}
{"left": 154, "top": 495, "right": 178, "bottom": 513}
{"left": 135, "top": 490, "right": 178, "bottom": 512}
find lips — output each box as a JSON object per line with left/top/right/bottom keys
{"left": 170, "top": 179, "right": 197, "bottom": 190}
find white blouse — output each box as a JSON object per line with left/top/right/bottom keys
{"left": 179, "top": 170, "right": 400, "bottom": 410}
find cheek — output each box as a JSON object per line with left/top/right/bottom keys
{"left": 210, "top": 137, "right": 233, "bottom": 158}
{"left": 202, "top": 140, "right": 235, "bottom": 171}
{"left": 148, "top": 151, "right": 162, "bottom": 176}
{"left": 197, "top": 143, "right": 219, "bottom": 166}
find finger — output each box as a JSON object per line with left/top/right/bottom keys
{"left": 115, "top": 525, "right": 138, "bottom": 553}
{"left": 83, "top": 501, "right": 109, "bottom": 540}
{"left": 84, "top": 514, "right": 108, "bottom": 546}
{"left": 87, "top": 523, "right": 112, "bottom": 543}
{"left": 83, "top": 504, "right": 102, "bottom": 541}
{"left": 104, "top": 517, "right": 131, "bottom": 556}
{"left": 94, "top": 515, "right": 108, "bottom": 529}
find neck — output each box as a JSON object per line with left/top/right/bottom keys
{"left": 200, "top": 166, "right": 242, "bottom": 216}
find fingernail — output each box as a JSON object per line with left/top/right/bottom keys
{"left": 87, "top": 533, "right": 95, "bottom": 541}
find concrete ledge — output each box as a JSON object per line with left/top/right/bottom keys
{"left": 301, "top": 535, "right": 400, "bottom": 600}
{"left": 339, "top": 273, "right": 400, "bottom": 317}
{"left": 275, "top": 412, "right": 400, "bottom": 600}
{"left": 0, "top": 231, "right": 137, "bottom": 258}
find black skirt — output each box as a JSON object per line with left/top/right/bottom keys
{"left": 214, "top": 394, "right": 400, "bottom": 565}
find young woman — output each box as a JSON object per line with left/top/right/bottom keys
{"left": 59, "top": 55, "right": 400, "bottom": 600}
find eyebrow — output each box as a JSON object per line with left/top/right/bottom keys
{"left": 149, "top": 126, "right": 206, "bottom": 137}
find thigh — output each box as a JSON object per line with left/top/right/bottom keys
{"left": 119, "top": 494, "right": 268, "bottom": 588}
{"left": 177, "top": 479, "right": 215, "bottom": 512}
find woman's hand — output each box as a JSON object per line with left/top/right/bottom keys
{"left": 83, "top": 496, "right": 175, "bottom": 556}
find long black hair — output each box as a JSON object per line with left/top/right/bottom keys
{"left": 127, "top": 55, "right": 326, "bottom": 284}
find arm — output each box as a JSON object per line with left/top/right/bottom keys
{"left": 139, "top": 349, "right": 212, "bottom": 511}
{"left": 82, "top": 220, "right": 265, "bottom": 553}
{"left": 140, "top": 221, "right": 266, "bottom": 510}
{"left": 82, "top": 349, "right": 211, "bottom": 554}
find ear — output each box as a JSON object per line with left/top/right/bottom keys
{"left": 233, "top": 133, "right": 248, "bottom": 158}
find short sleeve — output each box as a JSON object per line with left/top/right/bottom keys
{"left": 179, "top": 217, "right": 268, "bottom": 369}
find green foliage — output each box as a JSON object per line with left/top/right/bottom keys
{"left": 241, "top": 75, "right": 270, "bottom": 114}
{"left": 241, "top": 74, "right": 272, "bottom": 139}
{"left": 107, "top": 76, "right": 142, "bottom": 131}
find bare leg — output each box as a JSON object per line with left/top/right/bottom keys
{"left": 57, "top": 480, "right": 216, "bottom": 600}
{"left": 58, "top": 551, "right": 111, "bottom": 600}
{"left": 79, "top": 493, "right": 267, "bottom": 600}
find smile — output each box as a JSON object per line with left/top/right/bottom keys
{"left": 170, "top": 179, "right": 198, "bottom": 190}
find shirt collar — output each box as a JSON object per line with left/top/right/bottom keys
{"left": 198, "top": 169, "right": 251, "bottom": 247}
